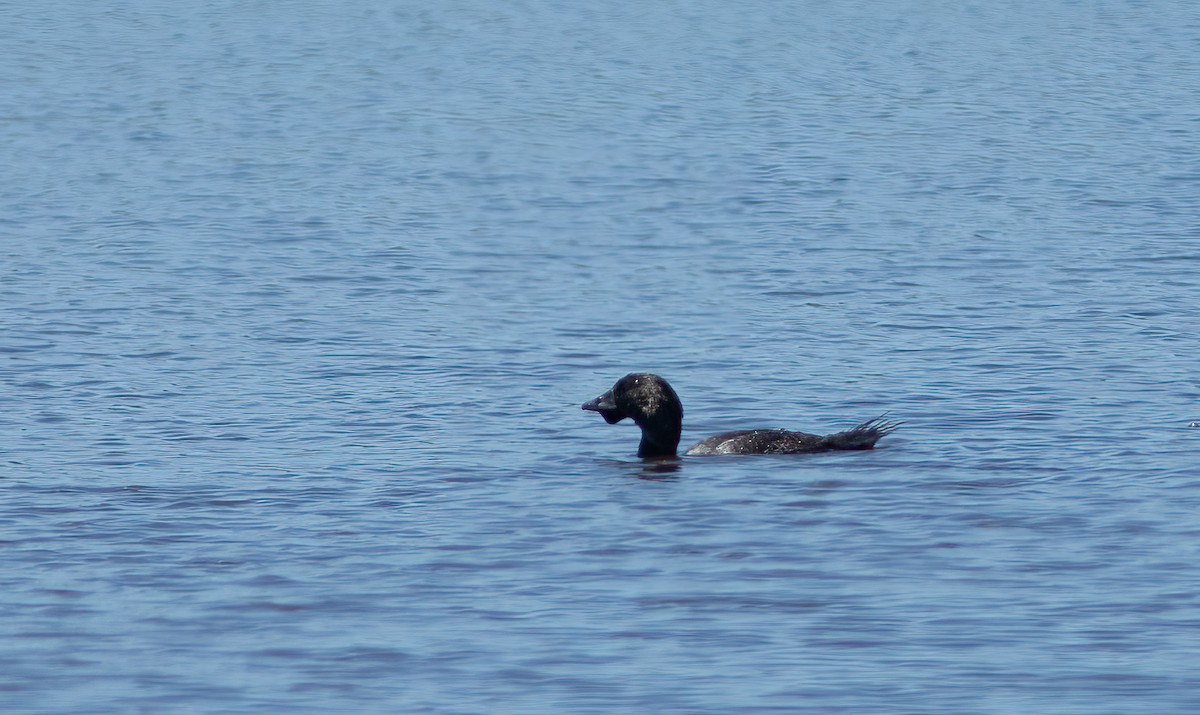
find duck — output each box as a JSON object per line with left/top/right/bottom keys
{"left": 582, "top": 373, "right": 898, "bottom": 459}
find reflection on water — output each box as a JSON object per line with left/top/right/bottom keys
{"left": 635, "top": 460, "right": 684, "bottom": 481}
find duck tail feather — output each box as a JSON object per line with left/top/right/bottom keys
{"left": 822, "top": 412, "right": 901, "bottom": 450}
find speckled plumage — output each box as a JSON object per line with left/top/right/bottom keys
{"left": 583, "top": 373, "right": 898, "bottom": 459}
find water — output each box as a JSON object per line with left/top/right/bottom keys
{"left": 3, "top": 1, "right": 1200, "bottom": 712}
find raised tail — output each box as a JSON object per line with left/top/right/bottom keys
{"left": 820, "top": 413, "right": 901, "bottom": 451}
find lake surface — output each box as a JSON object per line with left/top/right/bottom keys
{"left": 3, "top": 1, "right": 1200, "bottom": 712}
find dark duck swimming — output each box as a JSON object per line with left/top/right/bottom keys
{"left": 582, "top": 373, "right": 898, "bottom": 459}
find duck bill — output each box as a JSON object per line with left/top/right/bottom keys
{"left": 582, "top": 391, "right": 625, "bottom": 424}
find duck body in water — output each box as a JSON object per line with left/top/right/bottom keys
{"left": 582, "top": 373, "right": 898, "bottom": 459}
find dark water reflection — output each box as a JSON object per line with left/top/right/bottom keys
{"left": 3, "top": 0, "right": 1200, "bottom": 713}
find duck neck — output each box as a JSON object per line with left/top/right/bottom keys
{"left": 636, "top": 424, "right": 681, "bottom": 459}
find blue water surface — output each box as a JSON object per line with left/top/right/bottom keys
{"left": 3, "top": 1, "right": 1200, "bottom": 713}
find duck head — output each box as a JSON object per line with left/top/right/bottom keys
{"left": 583, "top": 373, "right": 683, "bottom": 459}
